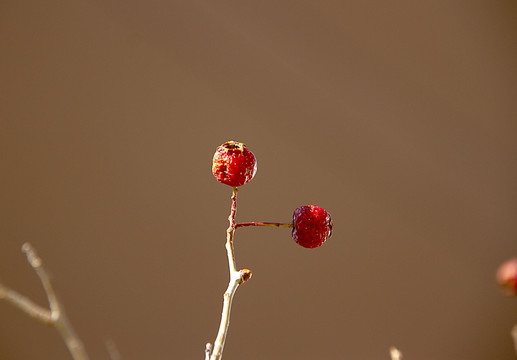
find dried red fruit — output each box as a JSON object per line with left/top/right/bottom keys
{"left": 212, "top": 141, "right": 257, "bottom": 187}
{"left": 496, "top": 257, "right": 517, "bottom": 296}
{"left": 292, "top": 205, "right": 332, "bottom": 248}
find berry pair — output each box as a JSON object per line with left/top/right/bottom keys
{"left": 212, "top": 141, "right": 333, "bottom": 248}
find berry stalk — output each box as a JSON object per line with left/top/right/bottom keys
{"left": 235, "top": 222, "right": 293, "bottom": 229}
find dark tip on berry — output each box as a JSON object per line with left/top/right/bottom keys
{"left": 222, "top": 141, "right": 242, "bottom": 150}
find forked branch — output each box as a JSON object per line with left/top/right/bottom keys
{"left": 0, "top": 243, "right": 89, "bottom": 360}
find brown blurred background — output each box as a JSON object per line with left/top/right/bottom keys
{"left": 1, "top": 1, "right": 516, "bottom": 359}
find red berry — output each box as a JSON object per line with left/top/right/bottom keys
{"left": 496, "top": 257, "right": 517, "bottom": 296}
{"left": 292, "top": 205, "right": 332, "bottom": 248}
{"left": 212, "top": 141, "right": 257, "bottom": 187}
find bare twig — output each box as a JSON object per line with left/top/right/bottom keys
{"left": 106, "top": 338, "right": 121, "bottom": 360}
{"left": 512, "top": 325, "right": 517, "bottom": 356}
{"left": 0, "top": 243, "right": 89, "bottom": 360}
{"left": 390, "top": 347, "right": 403, "bottom": 360}
{"left": 209, "top": 187, "right": 252, "bottom": 360}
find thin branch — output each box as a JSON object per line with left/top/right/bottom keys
{"left": 390, "top": 347, "right": 403, "bottom": 360}
{"left": 0, "top": 243, "right": 89, "bottom": 360}
{"left": 209, "top": 187, "right": 252, "bottom": 360}
{"left": 106, "top": 338, "right": 121, "bottom": 360}
{"left": 512, "top": 324, "right": 517, "bottom": 356}
{"left": 0, "top": 283, "right": 52, "bottom": 324}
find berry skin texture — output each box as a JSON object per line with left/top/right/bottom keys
{"left": 292, "top": 205, "right": 332, "bottom": 248}
{"left": 496, "top": 257, "right": 517, "bottom": 296}
{"left": 212, "top": 141, "right": 257, "bottom": 187}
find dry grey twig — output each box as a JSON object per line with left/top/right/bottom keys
{"left": 0, "top": 243, "right": 89, "bottom": 360}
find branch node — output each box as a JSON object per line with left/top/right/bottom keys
{"left": 239, "top": 269, "right": 252, "bottom": 283}
{"left": 205, "top": 343, "right": 213, "bottom": 360}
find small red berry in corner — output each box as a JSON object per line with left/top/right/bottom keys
{"left": 212, "top": 141, "right": 257, "bottom": 187}
{"left": 292, "top": 205, "right": 332, "bottom": 248}
{"left": 496, "top": 257, "right": 517, "bottom": 296}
